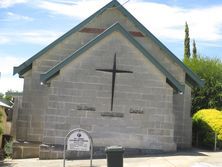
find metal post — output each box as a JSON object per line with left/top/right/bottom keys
{"left": 90, "top": 143, "right": 93, "bottom": 167}
{"left": 214, "top": 132, "right": 217, "bottom": 151}
{"left": 63, "top": 137, "right": 66, "bottom": 167}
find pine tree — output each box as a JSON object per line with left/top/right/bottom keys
{"left": 192, "top": 39, "right": 197, "bottom": 58}
{"left": 184, "top": 22, "right": 191, "bottom": 59}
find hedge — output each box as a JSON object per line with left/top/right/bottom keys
{"left": 192, "top": 109, "right": 222, "bottom": 149}
{"left": 0, "top": 111, "right": 3, "bottom": 135}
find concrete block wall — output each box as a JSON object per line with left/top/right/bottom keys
{"left": 136, "top": 36, "right": 185, "bottom": 84}
{"left": 15, "top": 6, "right": 193, "bottom": 159}
{"left": 16, "top": 72, "right": 31, "bottom": 141}
{"left": 41, "top": 32, "right": 177, "bottom": 155}
{"left": 11, "top": 96, "right": 23, "bottom": 139}
{"left": 16, "top": 9, "right": 128, "bottom": 143}
{"left": 17, "top": 7, "right": 186, "bottom": 143}
{"left": 16, "top": 72, "right": 48, "bottom": 142}
{"left": 173, "top": 85, "right": 192, "bottom": 149}
{"left": 84, "top": 7, "right": 186, "bottom": 84}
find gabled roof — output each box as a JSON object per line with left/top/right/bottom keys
{"left": 13, "top": 0, "right": 118, "bottom": 77}
{"left": 0, "top": 101, "right": 12, "bottom": 108}
{"left": 14, "top": 0, "right": 204, "bottom": 87}
{"left": 40, "top": 23, "right": 184, "bottom": 93}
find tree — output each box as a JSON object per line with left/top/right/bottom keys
{"left": 184, "top": 56, "right": 222, "bottom": 114}
{"left": 0, "top": 93, "right": 3, "bottom": 99}
{"left": 0, "top": 113, "right": 4, "bottom": 161}
{"left": 0, "top": 112, "right": 3, "bottom": 135}
{"left": 184, "top": 22, "right": 191, "bottom": 59}
{"left": 192, "top": 39, "right": 197, "bottom": 58}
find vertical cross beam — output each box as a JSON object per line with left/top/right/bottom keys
{"left": 96, "top": 53, "right": 133, "bottom": 111}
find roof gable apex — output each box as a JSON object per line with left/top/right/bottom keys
{"left": 13, "top": 0, "right": 203, "bottom": 88}
{"left": 40, "top": 23, "right": 184, "bottom": 93}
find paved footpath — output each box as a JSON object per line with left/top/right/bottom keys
{"left": 1, "top": 150, "right": 222, "bottom": 167}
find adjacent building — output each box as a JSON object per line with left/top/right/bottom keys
{"left": 0, "top": 100, "right": 12, "bottom": 157}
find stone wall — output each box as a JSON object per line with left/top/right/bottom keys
{"left": 11, "top": 96, "right": 22, "bottom": 139}
{"left": 13, "top": 142, "right": 39, "bottom": 159}
{"left": 14, "top": 5, "right": 192, "bottom": 159}
{"left": 173, "top": 85, "right": 192, "bottom": 149}
{"left": 40, "top": 32, "right": 177, "bottom": 159}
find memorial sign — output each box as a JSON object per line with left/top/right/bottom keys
{"left": 67, "top": 130, "right": 90, "bottom": 151}
{"left": 63, "top": 128, "right": 93, "bottom": 167}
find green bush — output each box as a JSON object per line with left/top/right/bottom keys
{"left": 0, "top": 112, "right": 3, "bottom": 135}
{"left": 192, "top": 109, "right": 222, "bottom": 149}
{"left": 4, "top": 140, "right": 13, "bottom": 158}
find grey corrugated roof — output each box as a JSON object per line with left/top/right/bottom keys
{"left": 0, "top": 101, "right": 11, "bottom": 108}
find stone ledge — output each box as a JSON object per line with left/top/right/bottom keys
{"left": 12, "top": 142, "right": 40, "bottom": 159}
{"left": 100, "top": 112, "right": 124, "bottom": 117}
{"left": 39, "top": 145, "right": 168, "bottom": 159}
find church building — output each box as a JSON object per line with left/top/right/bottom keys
{"left": 13, "top": 0, "right": 203, "bottom": 159}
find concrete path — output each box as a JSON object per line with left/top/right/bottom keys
{"left": 1, "top": 150, "right": 222, "bottom": 167}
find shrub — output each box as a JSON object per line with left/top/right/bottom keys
{"left": 192, "top": 109, "right": 222, "bottom": 149}
{"left": 4, "top": 140, "right": 13, "bottom": 158}
{"left": 0, "top": 112, "right": 3, "bottom": 135}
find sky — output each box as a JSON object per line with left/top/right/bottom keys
{"left": 0, "top": 0, "right": 222, "bottom": 94}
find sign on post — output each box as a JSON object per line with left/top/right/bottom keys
{"left": 63, "top": 128, "right": 93, "bottom": 167}
{"left": 67, "top": 130, "right": 91, "bottom": 151}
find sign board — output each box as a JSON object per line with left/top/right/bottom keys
{"left": 63, "top": 128, "right": 93, "bottom": 167}
{"left": 67, "top": 130, "right": 90, "bottom": 151}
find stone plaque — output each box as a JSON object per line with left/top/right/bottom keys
{"left": 129, "top": 108, "right": 144, "bottom": 114}
{"left": 77, "top": 105, "right": 96, "bottom": 111}
{"left": 101, "top": 112, "right": 124, "bottom": 117}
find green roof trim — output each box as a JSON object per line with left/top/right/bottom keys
{"left": 40, "top": 23, "right": 184, "bottom": 93}
{"left": 110, "top": 1, "right": 204, "bottom": 87}
{"left": 14, "top": 0, "right": 203, "bottom": 87}
{"left": 13, "top": 63, "right": 32, "bottom": 77}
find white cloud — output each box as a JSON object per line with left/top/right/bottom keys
{"left": 0, "top": 36, "right": 10, "bottom": 44}
{"left": 0, "top": 30, "right": 62, "bottom": 45}
{"left": 0, "top": 56, "right": 25, "bottom": 75}
{"left": 6, "top": 12, "right": 33, "bottom": 21}
{"left": 0, "top": 76, "right": 23, "bottom": 93}
{"left": 125, "top": 1, "right": 222, "bottom": 42}
{"left": 37, "top": 0, "right": 110, "bottom": 19}
{"left": 0, "top": 56, "right": 25, "bottom": 93}
{"left": 36, "top": 0, "right": 222, "bottom": 43}
{"left": 0, "top": 0, "right": 28, "bottom": 8}
{"left": 20, "top": 31, "right": 62, "bottom": 44}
